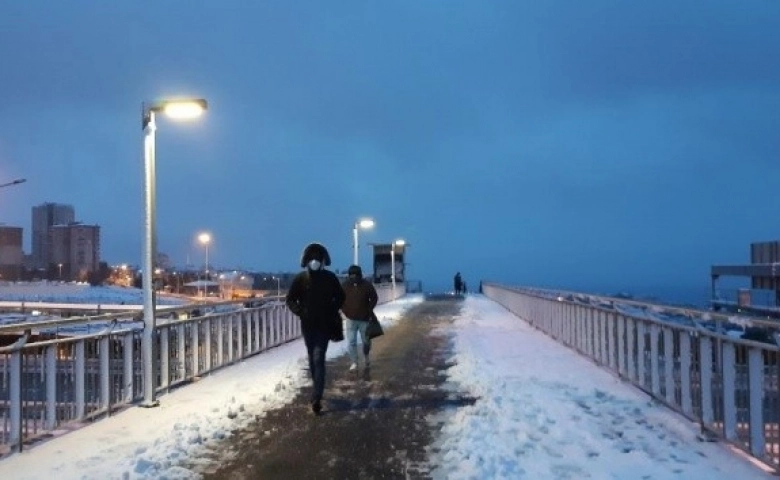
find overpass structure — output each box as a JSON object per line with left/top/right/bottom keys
{"left": 1, "top": 281, "right": 779, "bottom": 475}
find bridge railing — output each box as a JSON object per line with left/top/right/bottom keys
{"left": 483, "top": 282, "right": 780, "bottom": 472}
{"left": 0, "top": 283, "right": 405, "bottom": 456}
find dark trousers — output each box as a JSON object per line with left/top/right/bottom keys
{"left": 302, "top": 326, "right": 330, "bottom": 403}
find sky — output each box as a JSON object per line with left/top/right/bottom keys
{"left": 0, "top": 293, "right": 772, "bottom": 479}
{"left": 1, "top": 2, "right": 779, "bottom": 297}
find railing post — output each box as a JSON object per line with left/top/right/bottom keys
{"left": 160, "top": 327, "right": 169, "bottom": 390}
{"left": 75, "top": 340, "right": 86, "bottom": 420}
{"left": 627, "top": 318, "right": 637, "bottom": 382}
{"left": 45, "top": 345, "right": 57, "bottom": 430}
{"left": 261, "top": 309, "right": 268, "bottom": 350}
{"left": 664, "top": 328, "right": 674, "bottom": 405}
{"left": 237, "top": 313, "right": 244, "bottom": 357}
{"left": 100, "top": 336, "right": 110, "bottom": 413}
{"left": 608, "top": 312, "right": 617, "bottom": 371}
{"left": 177, "top": 323, "right": 186, "bottom": 380}
{"left": 721, "top": 343, "right": 737, "bottom": 441}
{"left": 217, "top": 317, "right": 224, "bottom": 366}
{"left": 748, "top": 347, "right": 765, "bottom": 458}
{"left": 253, "top": 310, "right": 261, "bottom": 352}
{"left": 637, "top": 322, "right": 646, "bottom": 388}
{"left": 192, "top": 320, "right": 200, "bottom": 376}
{"left": 123, "top": 332, "right": 134, "bottom": 403}
{"left": 680, "top": 332, "right": 693, "bottom": 416}
{"left": 227, "top": 315, "right": 234, "bottom": 364}
{"left": 204, "top": 318, "right": 212, "bottom": 373}
{"left": 700, "top": 337, "right": 714, "bottom": 427}
{"left": 650, "top": 324, "right": 660, "bottom": 397}
{"left": 9, "top": 350, "right": 22, "bottom": 452}
{"left": 617, "top": 315, "right": 626, "bottom": 377}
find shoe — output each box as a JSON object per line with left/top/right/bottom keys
{"left": 311, "top": 400, "right": 322, "bottom": 415}
{"left": 349, "top": 363, "right": 357, "bottom": 371}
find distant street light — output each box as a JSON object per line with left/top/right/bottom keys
{"left": 141, "top": 97, "right": 208, "bottom": 408}
{"left": 272, "top": 276, "right": 281, "bottom": 298}
{"left": 352, "top": 218, "right": 375, "bottom": 266}
{"left": 58, "top": 263, "right": 63, "bottom": 280}
{"left": 198, "top": 232, "right": 211, "bottom": 297}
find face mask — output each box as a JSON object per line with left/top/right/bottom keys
{"left": 308, "top": 259, "right": 322, "bottom": 270}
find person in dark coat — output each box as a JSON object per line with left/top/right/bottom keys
{"left": 340, "top": 265, "right": 378, "bottom": 371}
{"left": 454, "top": 272, "right": 463, "bottom": 295}
{"left": 286, "top": 242, "right": 345, "bottom": 415}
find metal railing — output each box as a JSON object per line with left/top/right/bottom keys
{"left": 483, "top": 282, "right": 780, "bottom": 472}
{"left": 0, "top": 283, "right": 405, "bottom": 455}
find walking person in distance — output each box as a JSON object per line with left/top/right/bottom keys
{"left": 285, "top": 242, "right": 345, "bottom": 415}
{"left": 341, "top": 264, "right": 378, "bottom": 371}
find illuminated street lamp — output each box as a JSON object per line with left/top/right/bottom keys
{"left": 58, "top": 263, "right": 63, "bottom": 280}
{"left": 198, "top": 232, "right": 212, "bottom": 297}
{"left": 141, "top": 97, "right": 208, "bottom": 407}
{"left": 391, "top": 239, "right": 406, "bottom": 295}
{"left": 352, "top": 218, "right": 375, "bottom": 266}
{"left": 272, "top": 276, "right": 281, "bottom": 297}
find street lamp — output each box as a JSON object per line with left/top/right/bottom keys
{"left": 198, "top": 232, "right": 211, "bottom": 297}
{"left": 391, "top": 239, "right": 406, "bottom": 295}
{"left": 58, "top": 263, "right": 63, "bottom": 280}
{"left": 141, "top": 97, "right": 207, "bottom": 407}
{"left": 0, "top": 178, "right": 26, "bottom": 189}
{"left": 272, "top": 276, "right": 281, "bottom": 297}
{"left": 352, "top": 218, "right": 375, "bottom": 266}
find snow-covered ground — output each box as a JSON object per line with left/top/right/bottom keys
{"left": 0, "top": 294, "right": 772, "bottom": 479}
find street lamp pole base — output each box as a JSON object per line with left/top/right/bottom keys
{"left": 139, "top": 400, "right": 160, "bottom": 408}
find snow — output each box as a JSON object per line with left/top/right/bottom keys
{"left": 0, "top": 291, "right": 773, "bottom": 479}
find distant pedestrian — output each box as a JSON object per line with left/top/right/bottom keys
{"left": 286, "top": 242, "right": 345, "bottom": 415}
{"left": 341, "top": 265, "right": 378, "bottom": 371}
{"left": 454, "top": 272, "right": 462, "bottom": 295}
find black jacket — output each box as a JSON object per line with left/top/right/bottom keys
{"left": 341, "top": 278, "right": 378, "bottom": 321}
{"left": 286, "top": 269, "right": 345, "bottom": 332}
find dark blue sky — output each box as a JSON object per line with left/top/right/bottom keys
{"left": 1, "top": 2, "right": 778, "bottom": 295}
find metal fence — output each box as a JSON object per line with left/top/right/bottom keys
{"left": 483, "top": 283, "right": 780, "bottom": 472}
{"left": 0, "top": 283, "right": 405, "bottom": 455}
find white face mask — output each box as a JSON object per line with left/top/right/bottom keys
{"left": 308, "top": 259, "right": 322, "bottom": 270}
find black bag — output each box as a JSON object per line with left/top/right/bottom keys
{"left": 330, "top": 311, "right": 344, "bottom": 342}
{"left": 366, "top": 311, "right": 384, "bottom": 339}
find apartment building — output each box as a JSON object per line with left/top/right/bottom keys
{"left": 0, "top": 226, "right": 23, "bottom": 280}
{"left": 50, "top": 223, "right": 101, "bottom": 281}
{"left": 32, "top": 202, "right": 74, "bottom": 269}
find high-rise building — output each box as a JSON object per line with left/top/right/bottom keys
{"left": 50, "top": 223, "right": 101, "bottom": 281}
{"left": 32, "top": 202, "right": 75, "bottom": 269}
{"left": 0, "top": 225, "right": 23, "bottom": 281}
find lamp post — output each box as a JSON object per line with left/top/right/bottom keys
{"left": 390, "top": 239, "right": 406, "bottom": 296}
{"left": 0, "top": 178, "right": 26, "bottom": 189}
{"left": 58, "top": 263, "right": 63, "bottom": 280}
{"left": 352, "top": 218, "right": 375, "bottom": 266}
{"left": 273, "top": 276, "right": 281, "bottom": 297}
{"left": 141, "top": 97, "right": 207, "bottom": 407}
{"left": 198, "top": 232, "right": 211, "bottom": 297}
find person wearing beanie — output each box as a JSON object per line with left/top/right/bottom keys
{"left": 340, "top": 264, "right": 378, "bottom": 371}
{"left": 285, "top": 242, "right": 345, "bottom": 415}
